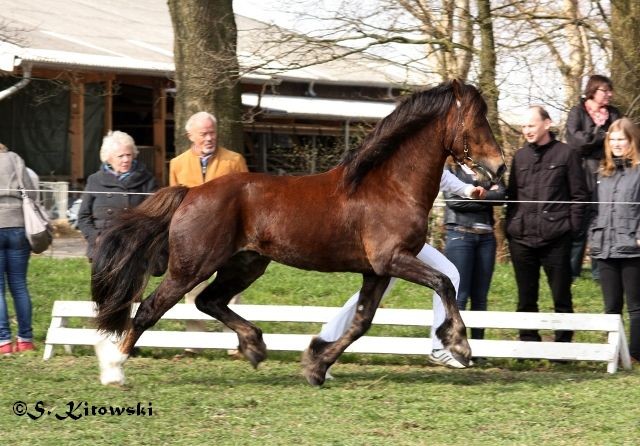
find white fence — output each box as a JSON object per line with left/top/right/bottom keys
{"left": 43, "top": 301, "right": 632, "bottom": 373}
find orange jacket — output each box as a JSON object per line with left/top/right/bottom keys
{"left": 169, "top": 147, "right": 248, "bottom": 187}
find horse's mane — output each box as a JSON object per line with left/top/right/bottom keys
{"left": 340, "top": 80, "right": 486, "bottom": 191}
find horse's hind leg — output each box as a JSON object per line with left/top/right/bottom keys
{"left": 96, "top": 274, "right": 205, "bottom": 385}
{"left": 302, "top": 274, "right": 391, "bottom": 386}
{"left": 193, "top": 251, "right": 271, "bottom": 368}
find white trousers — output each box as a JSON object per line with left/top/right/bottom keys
{"left": 318, "top": 243, "right": 460, "bottom": 350}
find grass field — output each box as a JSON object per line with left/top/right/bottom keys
{"left": 2, "top": 257, "right": 639, "bottom": 445}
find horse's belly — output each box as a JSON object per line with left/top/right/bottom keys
{"left": 249, "top": 235, "right": 370, "bottom": 273}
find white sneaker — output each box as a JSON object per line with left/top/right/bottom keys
{"left": 427, "top": 348, "right": 473, "bottom": 369}
{"left": 325, "top": 366, "right": 334, "bottom": 380}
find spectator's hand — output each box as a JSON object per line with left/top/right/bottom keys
{"left": 469, "top": 186, "right": 487, "bottom": 200}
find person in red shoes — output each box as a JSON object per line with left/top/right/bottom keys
{"left": 0, "top": 143, "right": 37, "bottom": 354}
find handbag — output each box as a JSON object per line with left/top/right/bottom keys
{"left": 11, "top": 155, "right": 53, "bottom": 254}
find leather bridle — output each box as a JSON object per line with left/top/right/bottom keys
{"left": 446, "top": 100, "right": 502, "bottom": 183}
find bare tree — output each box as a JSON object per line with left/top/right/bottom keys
{"left": 238, "top": 0, "right": 505, "bottom": 138}
{"left": 494, "top": 0, "right": 610, "bottom": 117}
{"left": 237, "top": 1, "right": 480, "bottom": 82}
{"left": 610, "top": 0, "right": 640, "bottom": 119}
{"left": 476, "top": 0, "right": 501, "bottom": 143}
{"left": 168, "top": 0, "right": 244, "bottom": 154}
{"left": 396, "top": 0, "right": 474, "bottom": 80}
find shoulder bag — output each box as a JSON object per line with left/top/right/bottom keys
{"left": 10, "top": 155, "right": 53, "bottom": 253}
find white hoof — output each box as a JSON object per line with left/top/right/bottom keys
{"left": 95, "top": 337, "right": 129, "bottom": 386}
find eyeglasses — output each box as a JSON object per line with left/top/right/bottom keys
{"left": 597, "top": 88, "right": 613, "bottom": 93}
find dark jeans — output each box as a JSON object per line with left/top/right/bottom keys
{"left": 509, "top": 235, "right": 574, "bottom": 342}
{"left": 597, "top": 257, "right": 640, "bottom": 361}
{"left": 444, "top": 229, "right": 496, "bottom": 340}
{"left": 0, "top": 227, "right": 33, "bottom": 342}
{"left": 571, "top": 235, "right": 599, "bottom": 281}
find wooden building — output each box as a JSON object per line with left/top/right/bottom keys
{"left": 0, "top": 0, "right": 429, "bottom": 187}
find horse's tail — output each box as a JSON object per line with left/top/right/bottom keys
{"left": 91, "top": 185, "right": 190, "bottom": 335}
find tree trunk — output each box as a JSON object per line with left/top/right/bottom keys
{"left": 476, "top": 0, "right": 506, "bottom": 262}
{"left": 476, "top": 0, "right": 500, "bottom": 144}
{"left": 561, "top": 0, "right": 586, "bottom": 108}
{"left": 168, "top": 0, "right": 244, "bottom": 155}
{"left": 611, "top": 0, "right": 640, "bottom": 118}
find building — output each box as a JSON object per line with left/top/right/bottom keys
{"left": 0, "top": 0, "right": 430, "bottom": 187}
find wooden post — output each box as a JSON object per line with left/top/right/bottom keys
{"left": 152, "top": 80, "right": 167, "bottom": 185}
{"left": 69, "top": 78, "right": 85, "bottom": 184}
{"left": 104, "top": 78, "right": 113, "bottom": 134}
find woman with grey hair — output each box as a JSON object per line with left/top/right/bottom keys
{"left": 78, "top": 131, "right": 158, "bottom": 260}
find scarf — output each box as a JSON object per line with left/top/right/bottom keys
{"left": 584, "top": 99, "right": 609, "bottom": 127}
{"left": 103, "top": 159, "right": 138, "bottom": 181}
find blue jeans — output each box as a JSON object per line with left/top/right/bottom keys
{"left": 0, "top": 227, "right": 33, "bottom": 342}
{"left": 444, "top": 229, "right": 496, "bottom": 339}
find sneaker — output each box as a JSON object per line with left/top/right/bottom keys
{"left": 325, "top": 366, "right": 334, "bottom": 380}
{"left": 427, "top": 348, "right": 473, "bottom": 369}
{"left": 0, "top": 342, "right": 12, "bottom": 355}
{"left": 16, "top": 341, "right": 35, "bottom": 352}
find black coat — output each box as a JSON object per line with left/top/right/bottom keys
{"left": 506, "top": 137, "right": 589, "bottom": 248}
{"left": 443, "top": 164, "right": 506, "bottom": 228}
{"left": 565, "top": 100, "right": 621, "bottom": 193}
{"left": 565, "top": 100, "right": 621, "bottom": 160}
{"left": 78, "top": 162, "right": 158, "bottom": 259}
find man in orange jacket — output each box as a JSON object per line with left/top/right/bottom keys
{"left": 170, "top": 112, "right": 248, "bottom": 186}
{"left": 169, "top": 111, "right": 248, "bottom": 353}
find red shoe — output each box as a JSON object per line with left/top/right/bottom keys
{"left": 0, "top": 342, "right": 12, "bottom": 355}
{"left": 16, "top": 341, "right": 35, "bottom": 352}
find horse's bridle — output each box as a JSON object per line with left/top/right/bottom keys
{"left": 446, "top": 101, "right": 501, "bottom": 183}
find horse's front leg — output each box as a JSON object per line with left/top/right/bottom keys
{"left": 302, "top": 274, "right": 390, "bottom": 386}
{"left": 384, "top": 252, "right": 471, "bottom": 365}
{"left": 95, "top": 277, "right": 192, "bottom": 385}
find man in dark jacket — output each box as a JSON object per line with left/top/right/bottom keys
{"left": 506, "top": 106, "right": 589, "bottom": 343}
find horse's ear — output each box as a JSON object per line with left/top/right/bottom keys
{"left": 451, "top": 78, "right": 465, "bottom": 104}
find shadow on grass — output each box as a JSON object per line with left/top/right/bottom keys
{"left": 125, "top": 354, "right": 624, "bottom": 389}
{"left": 33, "top": 345, "right": 631, "bottom": 390}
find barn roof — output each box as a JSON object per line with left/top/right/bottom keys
{"left": 0, "top": 0, "right": 429, "bottom": 87}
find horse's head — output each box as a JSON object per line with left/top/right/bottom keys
{"left": 446, "top": 80, "right": 506, "bottom": 183}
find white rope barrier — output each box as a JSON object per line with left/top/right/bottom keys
{"left": 1, "top": 188, "right": 639, "bottom": 205}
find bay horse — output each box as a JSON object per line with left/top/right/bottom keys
{"left": 92, "top": 79, "right": 505, "bottom": 386}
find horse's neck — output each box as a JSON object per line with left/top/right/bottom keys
{"left": 385, "top": 132, "right": 447, "bottom": 209}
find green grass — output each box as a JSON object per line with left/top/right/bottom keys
{"left": 1, "top": 258, "right": 639, "bottom": 445}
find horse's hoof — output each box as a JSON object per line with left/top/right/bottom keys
{"left": 303, "top": 368, "right": 326, "bottom": 387}
{"left": 100, "top": 365, "right": 126, "bottom": 386}
{"left": 242, "top": 345, "right": 267, "bottom": 369}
